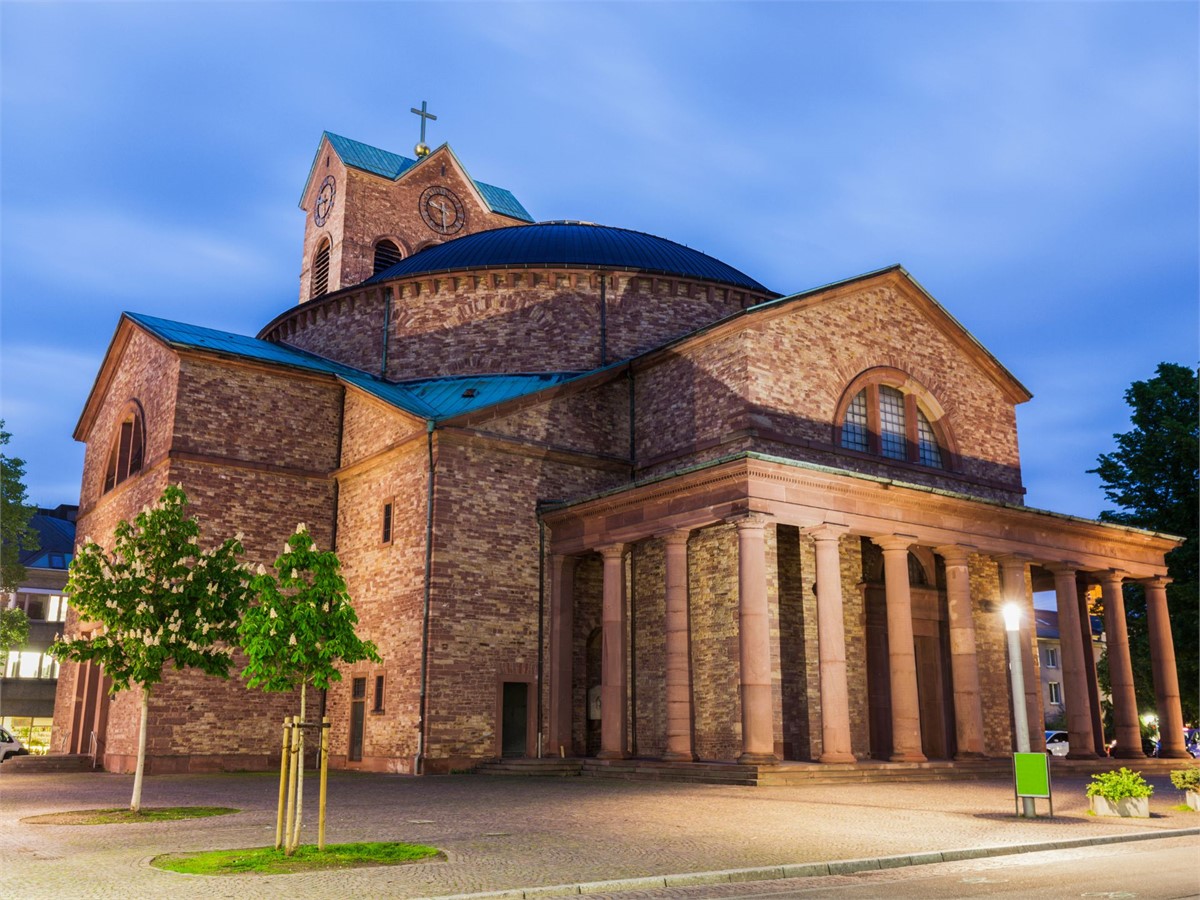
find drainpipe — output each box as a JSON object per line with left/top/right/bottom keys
{"left": 380, "top": 287, "right": 392, "bottom": 378}
{"left": 536, "top": 512, "right": 546, "bottom": 758}
{"left": 416, "top": 420, "right": 435, "bottom": 774}
{"left": 599, "top": 272, "right": 608, "bottom": 366}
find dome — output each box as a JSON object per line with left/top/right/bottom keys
{"left": 366, "top": 221, "right": 771, "bottom": 293}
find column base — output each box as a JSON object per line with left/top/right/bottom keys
{"left": 953, "top": 751, "right": 988, "bottom": 761}
{"left": 662, "top": 750, "right": 697, "bottom": 762}
{"left": 596, "top": 750, "right": 629, "bottom": 760}
{"left": 1158, "top": 748, "right": 1194, "bottom": 760}
{"left": 1110, "top": 747, "right": 1146, "bottom": 759}
{"left": 819, "top": 751, "right": 856, "bottom": 764}
{"left": 890, "top": 750, "right": 927, "bottom": 763}
{"left": 737, "top": 751, "right": 779, "bottom": 765}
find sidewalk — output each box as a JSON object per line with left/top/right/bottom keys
{"left": 1, "top": 769, "right": 1196, "bottom": 899}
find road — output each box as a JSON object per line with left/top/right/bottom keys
{"left": 586, "top": 836, "right": 1200, "bottom": 900}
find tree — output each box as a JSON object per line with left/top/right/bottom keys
{"left": 50, "top": 486, "right": 248, "bottom": 811}
{"left": 1, "top": 605, "right": 30, "bottom": 656}
{"left": 1090, "top": 362, "right": 1198, "bottom": 724}
{"left": 240, "top": 524, "right": 379, "bottom": 854}
{"left": 1, "top": 421, "right": 39, "bottom": 593}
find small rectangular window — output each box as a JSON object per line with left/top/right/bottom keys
{"left": 373, "top": 674, "right": 385, "bottom": 712}
{"left": 1045, "top": 647, "right": 1059, "bottom": 669}
{"left": 1048, "top": 681, "right": 1062, "bottom": 704}
{"left": 382, "top": 502, "right": 393, "bottom": 544}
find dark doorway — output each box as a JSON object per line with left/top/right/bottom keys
{"left": 501, "top": 682, "right": 528, "bottom": 758}
{"left": 865, "top": 588, "right": 893, "bottom": 760}
{"left": 585, "top": 628, "right": 602, "bottom": 757}
{"left": 349, "top": 677, "right": 366, "bottom": 762}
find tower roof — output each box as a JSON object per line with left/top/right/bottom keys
{"left": 366, "top": 221, "right": 773, "bottom": 293}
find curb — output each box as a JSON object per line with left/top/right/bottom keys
{"left": 423, "top": 827, "right": 1200, "bottom": 900}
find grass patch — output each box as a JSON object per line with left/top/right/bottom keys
{"left": 152, "top": 842, "right": 443, "bottom": 875}
{"left": 23, "top": 807, "right": 237, "bottom": 825}
{"left": 1171, "top": 803, "right": 1196, "bottom": 812}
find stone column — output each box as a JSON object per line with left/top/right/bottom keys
{"left": 997, "top": 556, "right": 1043, "bottom": 752}
{"left": 875, "top": 535, "right": 926, "bottom": 762}
{"left": 806, "top": 524, "right": 855, "bottom": 763}
{"left": 1143, "top": 577, "right": 1188, "bottom": 758}
{"left": 935, "top": 546, "right": 986, "bottom": 758}
{"left": 547, "top": 554, "right": 576, "bottom": 756}
{"left": 598, "top": 544, "right": 628, "bottom": 760}
{"left": 1076, "top": 581, "right": 1107, "bottom": 756}
{"left": 1049, "top": 564, "right": 1097, "bottom": 759}
{"left": 1097, "top": 571, "right": 1143, "bottom": 758}
{"left": 662, "top": 530, "right": 696, "bottom": 761}
{"left": 735, "top": 516, "right": 778, "bottom": 764}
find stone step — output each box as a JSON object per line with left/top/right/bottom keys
{"left": 475, "top": 759, "right": 583, "bottom": 777}
{"left": 1, "top": 754, "right": 96, "bottom": 774}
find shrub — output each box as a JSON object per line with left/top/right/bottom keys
{"left": 1169, "top": 768, "right": 1200, "bottom": 792}
{"left": 1086, "top": 767, "right": 1154, "bottom": 801}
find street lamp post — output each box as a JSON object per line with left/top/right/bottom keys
{"left": 1004, "top": 603, "right": 1036, "bottom": 818}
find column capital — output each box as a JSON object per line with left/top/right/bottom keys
{"left": 658, "top": 529, "right": 691, "bottom": 547}
{"left": 934, "top": 544, "right": 974, "bottom": 566}
{"left": 1044, "top": 561, "right": 1082, "bottom": 577}
{"left": 803, "top": 522, "right": 849, "bottom": 542}
{"left": 1095, "top": 569, "right": 1129, "bottom": 587}
{"left": 730, "top": 514, "right": 769, "bottom": 533}
{"left": 1139, "top": 574, "right": 1173, "bottom": 589}
{"left": 873, "top": 534, "right": 917, "bottom": 554}
{"left": 597, "top": 543, "right": 627, "bottom": 561}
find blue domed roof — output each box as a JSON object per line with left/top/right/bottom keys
{"left": 366, "top": 222, "right": 771, "bottom": 293}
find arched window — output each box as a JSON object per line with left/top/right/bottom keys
{"left": 835, "top": 371, "right": 951, "bottom": 470}
{"left": 373, "top": 239, "right": 404, "bottom": 275}
{"left": 103, "top": 403, "right": 145, "bottom": 493}
{"left": 311, "top": 238, "right": 331, "bottom": 299}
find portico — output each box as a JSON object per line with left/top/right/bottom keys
{"left": 543, "top": 452, "right": 1182, "bottom": 767}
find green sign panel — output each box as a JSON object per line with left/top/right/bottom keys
{"left": 1013, "top": 751, "right": 1051, "bottom": 798}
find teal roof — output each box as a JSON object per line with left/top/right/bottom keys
{"left": 307, "top": 132, "right": 533, "bottom": 223}
{"left": 125, "top": 313, "right": 576, "bottom": 421}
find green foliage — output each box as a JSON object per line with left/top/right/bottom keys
{"left": 0, "top": 422, "right": 39, "bottom": 593}
{"left": 0, "top": 606, "right": 30, "bottom": 655}
{"left": 1090, "top": 363, "right": 1199, "bottom": 723}
{"left": 49, "top": 485, "right": 248, "bottom": 693}
{"left": 1085, "top": 767, "right": 1154, "bottom": 801}
{"left": 151, "top": 841, "right": 441, "bottom": 875}
{"left": 1169, "top": 768, "right": 1200, "bottom": 792}
{"left": 239, "top": 524, "right": 379, "bottom": 694}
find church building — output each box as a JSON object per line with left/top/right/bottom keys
{"left": 52, "top": 116, "right": 1189, "bottom": 776}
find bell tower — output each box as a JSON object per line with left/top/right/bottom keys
{"left": 296, "top": 108, "right": 534, "bottom": 304}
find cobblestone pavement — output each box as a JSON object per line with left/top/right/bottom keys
{"left": 0, "top": 769, "right": 1195, "bottom": 899}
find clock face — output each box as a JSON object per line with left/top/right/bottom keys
{"left": 420, "top": 185, "right": 466, "bottom": 235}
{"left": 314, "top": 176, "right": 336, "bottom": 226}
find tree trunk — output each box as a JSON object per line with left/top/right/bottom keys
{"left": 289, "top": 683, "right": 307, "bottom": 853}
{"left": 130, "top": 686, "right": 150, "bottom": 813}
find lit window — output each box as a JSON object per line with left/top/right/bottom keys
{"left": 312, "top": 238, "right": 331, "bottom": 299}
{"left": 104, "top": 404, "right": 146, "bottom": 493}
{"left": 373, "top": 240, "right": 404, "bottom": 275}
{"left": 838, "top": 379, "right": 946, "bottom": 470}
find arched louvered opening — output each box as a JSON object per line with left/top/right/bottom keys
{"left": 311, "top": 238, "right": 331, "bottom": 299}
{"left": 104, "top": 402, "right": 146, "bottom": 494}
{"left": 373, "top": 239, "right": 404, "bottom": 275}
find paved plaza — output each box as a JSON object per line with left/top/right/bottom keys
{"left": 1, "top": 769, "right": 1197, "bottom": 899}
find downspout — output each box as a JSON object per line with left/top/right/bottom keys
{"left": 380, "top": 287, "right": 392, "bottom": 378}
{"left": 536, "top": 511, "right": 546, "bottom": 758}
{"left": 599, "top": 272, "right": 608, "bottom": 366}
{"left": 416, "top": 420, "right": 435, "bottom": 774}
{"left": 325, "top": 385, "right": 345, "bottom": 770}
{"left": 627, "top": 366, "right": 636, "bottom": 479}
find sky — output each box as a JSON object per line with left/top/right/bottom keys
{"left": 1, "top": 2, "right": 1196, "bottom": 521}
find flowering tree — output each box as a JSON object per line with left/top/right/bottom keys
{"left": 240, "top": 524, "right": 378, "bottom": 854}
{"left": 50, "top": 485, "right": 247, "bottom": 811}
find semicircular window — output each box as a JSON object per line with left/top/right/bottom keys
{"left": 838, "top": 383, "right": 946, "bottom": 470}
{"left": 373, "top": 239, "right": 404, "bottom": 275}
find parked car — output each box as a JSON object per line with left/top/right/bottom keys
{"left": 1045, "top": 730, "right": 1069, "bottom": 756}
{"left": 0, "top": 727, "right": 28, "bottom": 762}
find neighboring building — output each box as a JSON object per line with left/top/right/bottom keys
{"left": 1036, "top": 608, "right": 1106, "bottom": 731}
{"left": 51, "top": 129, "right": 1190, "bottom": 774}
{"left": 2, "top": 505, "right": 76, "bottom": 753}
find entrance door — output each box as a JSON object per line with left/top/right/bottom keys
{"left": 501, "top": 682, "right": 528, "bottom": 758}
{"left": 865, "top": 588, "right": 893, "bottom": 759}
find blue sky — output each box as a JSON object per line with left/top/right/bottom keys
{"left": 2, "top": 2, "right": 1196, "bottom": 519}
